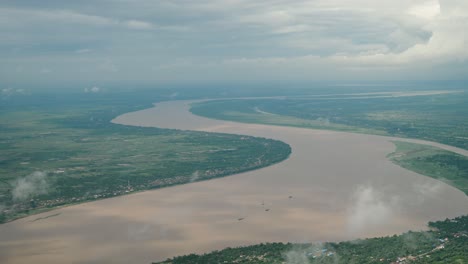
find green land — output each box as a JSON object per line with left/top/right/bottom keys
{"left": 167, "top": 90, "right": 468, "bottom": 264}
{"left": 0, "top": 93, "right": 291, "bottom": 223}
{"left": 3, "top": 88, "right": 467, "bottom": 263}
{"left": 157, "top": 139, "right": 468, "bottom": 264}
{"left": 190, "top": 91, "right": 468, "bottom": 150}
{"left": 388, "top": 141, "right": 468, "bottom": 195}
{"left": 156, "top": 215, "right": 468, "bottom": 264}
{"left": 191, "top": 91, "right": 468, "bottom": 196}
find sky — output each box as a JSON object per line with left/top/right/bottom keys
{"left": 1, "top": 0, "right": 468, "bottom": 85}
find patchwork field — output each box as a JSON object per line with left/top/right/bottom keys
{"left": 0, "top": 95, "right": 290, "bottom": 223}
{"left": 1, "top": 91, "right": 467, "bottom": 264}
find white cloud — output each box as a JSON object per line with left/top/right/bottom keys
{"left": 407, "top": 0, "right": 441, "bottom": 20}
{"left": 12, "top": 171, "right": 50, "bottom": 202}
{"left": 84, "top": 86, "right": 101, "bottom": 93}
{"left": 328, "top": 0, "right": 468, "bottom": 66}
{"left": 211, "top": 0, "right": 466, "bottom": 68}
{"left": 284, "top": 247, "right": 311, "bottom": 264}
{"left": 1, "top": 88, "right": 13, "bottom": 95}
{"left": 413, "top": 180, "right": 444, "bottom": 204}
{"left": 346, "top": 185, "right": 400, "bottom": 235}
{"left": 1, "top": 87, "right": 28, "bottom": 97}
{"left": 0, "top": 0, "right": 467, "bottom": 82}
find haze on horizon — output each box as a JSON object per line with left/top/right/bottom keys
{"left": 1, "top": 0, "right": 468, "bottom": 87}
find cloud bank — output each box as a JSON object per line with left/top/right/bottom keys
{"left": 0, "top": 0, "right": 467, "bottom": 83}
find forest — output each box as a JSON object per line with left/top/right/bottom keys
{"left": 157, "top": 215, "right": 468, "bottom": 264}
{"left": 388, "top": 141, "right": 468, "bottom": 195}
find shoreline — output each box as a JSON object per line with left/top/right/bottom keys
{"left": 1, "top": 99, "right": 467, "bottom": 264}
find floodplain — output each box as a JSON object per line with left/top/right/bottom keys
{"left": 1, "top": 98, "right": 467, "bottom": 264}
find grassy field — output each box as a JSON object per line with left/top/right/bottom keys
{"left": 0, "top": 93, "right": 291, "bottom": 223}
{"left": 156, "top": 215, "right": 468, "bottom": 264}
{"left": 190, "top": 91, "right": 468, "bottom": 150}
{"left": 388, "top": 141, "right": 468, "bottom": 195}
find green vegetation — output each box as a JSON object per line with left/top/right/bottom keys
{"left": 191, "top": 99, "right": 386, "bottom": 135}
{"left": 156, "top": 215, "right": 468, "bottom": 264}
{"left": 190, "top": 91, "right": 468, "bottom": 150}
{"left": 181, "top": 91, "right": 468, "bottom": 264}
{"left": 0, "top": 92, "right": 291, "bottom": 223}
{"left": 388, "top": 141, "right": 468, "bottom": 195}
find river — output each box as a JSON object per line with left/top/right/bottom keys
{"left": 1, "top": 100, "right": 467, "bottom": 264}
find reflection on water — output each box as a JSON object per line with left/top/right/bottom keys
{"left": 1, "top": 100, "right": 467, "bottom": 264}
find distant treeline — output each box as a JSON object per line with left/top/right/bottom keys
{"left": 191, "top": 92, "right": 468, "bottom": 150}
{"left": 157, "top": 215, "right": 468, "bottom": 264}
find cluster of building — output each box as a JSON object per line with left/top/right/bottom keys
{"left": 391, "top": 237, "right": 449, "bottom": 264}
{"left": 306, "top": 248, "right": 336, "bottom": 259}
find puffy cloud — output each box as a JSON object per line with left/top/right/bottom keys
{"left": 189, "top": 170, "right": 200, "bottom": 183}
{"left": 346, "top": 185, "right": 400, "bottom": 235}
{"left": 413, "top": 180, "right": 444, "bottom": 204}
{"left": 283, "top": 244, "right": 339, "bottom": 264}
{"left": 330, "top": 0, "right": 468, "bottom": 66}
{"left": 84, "top": 86, "right": 101, "bottom": 93}
{"left": 407, "top": 0, "right": 441, "bottom": 20}
{"left": 1, "top": 87, "right": 28, "bottom": 98}
{"left": 12, "top": 171, "right": 50, "bottom": 202}
{"left": 1, "top": 88, "right": 13, "bottom": 95}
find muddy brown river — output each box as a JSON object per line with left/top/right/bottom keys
{"left": 1, "top": 100, "right": 467, "bottom": 264}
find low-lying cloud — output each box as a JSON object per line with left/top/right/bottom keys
{"left": 189, "top": 170, "right": 200, "bottom": 183}
{"left": 284, "top": 248, "right": 311, "bottom": 264}
{"left": 12, "top": 171, "right": 50, "bottom": 202}
{"left": 84, "top": 86, "right": 101, "bottom": 93}
{"left": 283, "top": 244, "right": 339, "bottom": 264}
{"left": 413, "top": 180, "right": 443, "bottom": 203}
{"left": 347, "top": 185, "right": 400, "bottom": 236}
{"left": 1, "top": 88, "right": 27, "bottom": 98}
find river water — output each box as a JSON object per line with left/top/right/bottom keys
{"left": 1, "top": 100, "right": 467, "bottom": 264}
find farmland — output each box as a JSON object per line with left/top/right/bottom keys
{"left": 0, "top": 92, "right": 291, "bottom": 223}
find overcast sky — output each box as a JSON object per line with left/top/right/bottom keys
{"left": 1, "top": 0, "right": 467, "bottom": 84}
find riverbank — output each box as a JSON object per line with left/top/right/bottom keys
{"left": 1, "top": 100, "right": 466, "bottom": 264}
